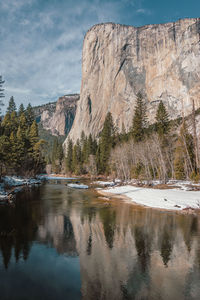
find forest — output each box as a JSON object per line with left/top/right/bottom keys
{"left": 0, "top": 76, "right": 46, "bottom": 177}
{"left": 1, "top": 75, "right": 200, "bottom": 182}
{"left": 63, "top": 93, "right": 200, "bottom": 182}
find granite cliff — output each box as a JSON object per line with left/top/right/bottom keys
{"left": 34, "top": 94, "right": 79, "bottom": 136}
{"left": 64, "top": 18, "right": 200, "bottom": 147}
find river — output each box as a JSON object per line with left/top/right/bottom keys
{"left": 0, "top": 180, "right": 200, "bottom": 300}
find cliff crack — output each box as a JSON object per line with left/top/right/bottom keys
{"left": 115, "top": 59, "right": 126, "bottom": 80}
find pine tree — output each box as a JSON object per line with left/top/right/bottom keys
{"left": 29, "top": 121, "right": 39, "bottom": 150}
{"left": 174, "top": 136, "right": 185, "bottom": 180}
{"left": 18, "top": 103, "right": 25, "bottom": 117}
{"left": 82, "top": 136, "right": 89, "bottom": 163}
{"left": 19, "top": 113, "right": 28, "bottom": 137}
{"left": 88, "top": 134, "right": 93, "bottom": 155}
{"left": 75, "top": 139, "right": 82, "bottom": 173}
{"left": 10, "top": 111, "right": 18, "bottom": 134}
{"left": 32, "top": 140, "right": 46, "bottom": 171}
{"left": 99, "top": 112, "right": 115, "bottom": 173}
{"left": 72, "top": 144, "right": 79, "bottom": 174}
{"left": 26, "top": 103, "right": 34, "bottom": 127}
{"left": 7, "top": 96, "right": 16, "bottom": 113}
{"left": 156, "top": 101, "right": 170, "bottom": 137}
{"left": 51, "top": 138, "right": 64, "bottom": 173}
{"left": 9, "top": 132, "right": 18, "bottom": 170}
{"left": 66, "top": 139, "right": 73, "bottom": 173}
{"left": 16, "top": 126, "right": 25, "bottom": 169}
{"left": 57, "top": 143, "right": 64, "bottom": 163}
{"left": 131, "top": 92, "right": 147, "bottom": 142}
{"left": 0, "top": 75, "right": 5, "bottom": 115}
{"left": 51, "top": 138, "right": 59, "bottom": 166}
{"left": 120, "top": 122, "right": 128, "bottom": 142}
{"left": 1, "top": 113, "right": 11, "bottom": 136}
{"left": 80, "top": 131, "right": 86, "bottom": 148}
{"left": 0, "top": 135, "right": 9, "bottom": 178}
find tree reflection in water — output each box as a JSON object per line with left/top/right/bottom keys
{"left": 0, "top": 183, "right": 200, "bottom": 300}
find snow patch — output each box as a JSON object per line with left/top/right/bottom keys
{"left": 101, "top": 185, "right": 200, "bottom": 211}
{"left": 67, "top": 183, "right": 89, "bottom": 189}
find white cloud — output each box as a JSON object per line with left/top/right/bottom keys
{"left": 0, "top": 0, "right": 151, "bottom": 111}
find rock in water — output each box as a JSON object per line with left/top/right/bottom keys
{"left": 64, "top": 18, "right": 200, "bottom": 147}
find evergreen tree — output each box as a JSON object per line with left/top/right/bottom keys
{"left": 16, "top": 126, "right": 25, "bottom": 164}
{"left": 131, "top": 92, "right": 147, "bottom": 142}
{"left": 10, "top": 111, "right": 18, "bottom": 134}
{"left": 99, "top": 112, "right": 115, "bottom": 173}
{"left": 88, "top": 134, "right": 93, "bottom": 155}
{"left": 51, "top": 138, "right": 64, "bottom": 173}
{"left": 0, "top": 75, "right": 5, "bottom": 115}
{"left": 72, "top": 144, "right": 79, "bottom": 174}
{"left": 156, "top": 101, "right": 170, "bottom": 137}
{"left": 51, "top": 138, "right": 59, "bottom": 166}
{"left": 9, "top": 132, "right": 18, "bottom": 170}
{"left": 120, "top": 122, "right": 128, "bottom": 142}
{"left": 66, "top": 139, "right": 73, "bottom": 173}
{"left": 7, "top": 96, "right": 16, "bottom": 113}
{"left": 26, "top": 103, "right": 34, "bottom": 127}
{"left": 174, "top": 136, "right": 185, "bottom": 180}
{"left": 29, "top": 121, "right": 38, "bottom": 145}
{"left": 80, "top": 131, "right": 86, "bottom": 148}
{"left": 18, "top": 103, "right": 25, "bottom": 117}
{"left": 0, "top": 135, "right": 9, "bottom": 178}
{"left": 1, "top": 113, "right": 11, "bottom": 136}
{"left": 19, "top": 112, "right": 28, "bottom": 137}
{"left": 82, "top": 136, "right": 89, "bottom": 163}
{"left": 32, "top": 140, "right": 46, "bottom": 171}
{"left": 57, "top": 143, "right": 64, "bottom": 163}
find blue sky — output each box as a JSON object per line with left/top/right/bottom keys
{"left": 0, "top": 0, "right": 199, "bottom": 110}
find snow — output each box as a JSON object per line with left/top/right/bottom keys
{"left": 0, "top": 176, "right": 41, "bottom": 202}
{"left": 67, "top": 183, "right": 89, "bottom": 189}
{"left": 94, "top": 181, "right": 115, "bottom": 187}
{"left": 93, "top": 179, "right": 121, "bottom": 187}
{"left": 3, "top": 176, "right": 41, "bottom": 186}
{"left": 101, "top": 185, "right": 200, "bottom": 211}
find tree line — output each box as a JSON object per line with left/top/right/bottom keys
{"left": 0, "top": 91, "right": 46, "bottom": 177}
{"left": 64, "top": 92, "right": 199, "bottom": 182}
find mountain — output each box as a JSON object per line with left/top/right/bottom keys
{"left": 64, "top": 18, "right": 200, "bottom": 148}
{"left": 34, "top": 94, "right": 80, "bottom": 136}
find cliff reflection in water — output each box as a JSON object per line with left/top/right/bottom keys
{"left": 0, "top": 183, "right": 200, "bottom": 299}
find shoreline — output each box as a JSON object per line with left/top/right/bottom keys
{"left": 0, "top": 176, "right": 42, "bottom": 204}
{"left": 97, "top": 185, "right": 200, "bottom": 214}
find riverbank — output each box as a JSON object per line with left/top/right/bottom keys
{"left": 97, "top": 182, "right": 200, "bottom": 213}
{"left": 0, "top": 176, "right": 41, "bottom": 204}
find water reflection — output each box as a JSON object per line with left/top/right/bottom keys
{"left": 0, "top": 182, "right": 200, "bottom": 299}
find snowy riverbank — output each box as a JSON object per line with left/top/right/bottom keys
{"left": 0, "top": 176, "right": 41, "bottom": 203}
{"left": 98, "top": 184, "right": 200, "bottom": 211}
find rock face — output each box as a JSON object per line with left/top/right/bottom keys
{"left": 64, "top": 18, "right": 200, "bottom": 146}
{"left": 35, "top": 94, "right": 79, "bottom": 136}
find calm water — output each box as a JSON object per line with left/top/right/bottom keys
{"left": 0, "top": 180, "right": 200, "bottom": 300}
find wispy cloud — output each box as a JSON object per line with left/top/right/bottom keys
{"left": 136, "top": 8, "right": 152, "bottom": 15}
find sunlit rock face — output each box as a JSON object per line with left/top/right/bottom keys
{"left": 35, "top": 94, "right": 79, "bottom": 136}
{"left": 64, "top": 18, "right": 200, "bottom": 146}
